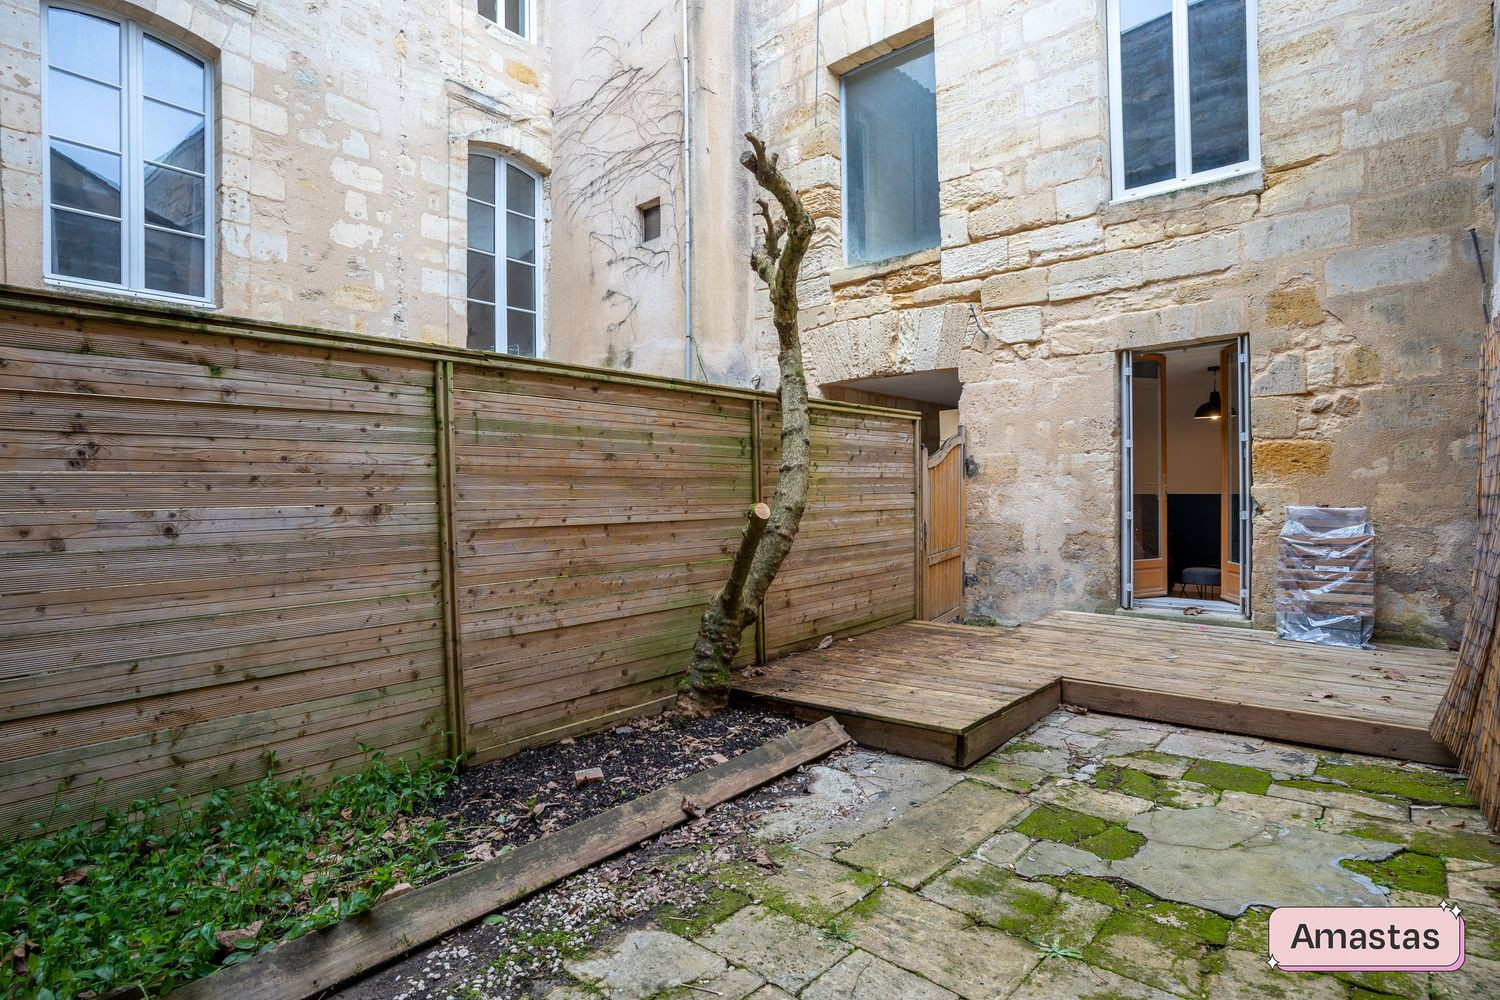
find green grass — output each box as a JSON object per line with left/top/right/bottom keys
{"left": 1, "top": 748, "right": 457, "bottom": 999}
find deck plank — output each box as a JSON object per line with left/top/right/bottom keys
{"left": 735, "top": 612, "right": 1458, "bottom": 768}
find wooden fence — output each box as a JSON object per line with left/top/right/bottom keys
{"left": 0, "top": 287, "right": 919, "bottom": 834}
{"left": 1432, "top": 314, "right": 1500, "bottom": 827}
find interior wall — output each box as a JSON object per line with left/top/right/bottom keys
{"left": 1165, "top": 355, "right": 1225, "bottom": 495}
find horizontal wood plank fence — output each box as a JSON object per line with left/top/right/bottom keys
{"left": 0, "top": 288, "right": 919, "bottom": 834}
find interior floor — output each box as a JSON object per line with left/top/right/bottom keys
{"left": 1132, "top": 595, "right": 1244, "bottom": 620}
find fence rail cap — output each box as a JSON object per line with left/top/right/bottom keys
{"left": 0, "top": 284, "right": 922, "bottom": 422}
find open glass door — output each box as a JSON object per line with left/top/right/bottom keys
{"left": 1131, "top": 354, "right": 1168, "bottom": 597}
{"left": 1220, "top": 340, "right": 1250, "bottom": 612}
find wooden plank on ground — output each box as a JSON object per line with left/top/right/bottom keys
{"left": 166, "top": 717, "right": 851, "bottom": 1000}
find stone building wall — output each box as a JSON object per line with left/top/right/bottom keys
{"left": 0, "top": 0, "right": 756, "bottom": 380}
{"left": 748, "top": 0, "right": 1495, "bottom": 644}
{"left": 546, "top": 0, "right": 757, "bottom": 384}
{"left": 0, "top": 0, "right": 555, "bottom": 343}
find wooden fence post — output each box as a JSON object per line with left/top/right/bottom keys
{"left": 914, "top": 418, "right": 925, "bottom": 622}
{"left": 751, "top": 399, "right": 767, "bottom": 666}
{"left": 434, "top": 360, "right": 467, "bottom": 759}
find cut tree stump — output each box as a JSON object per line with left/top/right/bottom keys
{"left": 167, "top": 717, "right": 850, "bottom": 1000}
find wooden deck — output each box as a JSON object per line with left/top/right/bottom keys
{"left": 735, "top": 611, "right": 1459, "bottom": 768}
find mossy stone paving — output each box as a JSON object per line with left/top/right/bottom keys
{"left": 1090, "top": 762, "right": 1215, "bottom": 808}
{"left": 1341, "top": 850, "right": 1449, "bottom": 896}
{"left": 1315, "top": 760, "right": 1477, "bottom": 806}
{"left": 542, "top": 712, "right": 1500, "bottom": 1000}
{"left": 1045, "top": 874, "right": 1231, "bottom": 945}
{"left": 1182, "top": 759, "right": 1274, "bottom": 794}
{"left": 1014, "top": 804, "right": 1147, "bottom": 860}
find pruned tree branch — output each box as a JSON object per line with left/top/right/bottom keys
{"left": 682, "top": 135, "right": 815, "bottom": 714}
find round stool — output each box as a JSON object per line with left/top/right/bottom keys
{"left": 1180, "top": 566, "right": 1221, "bottom": 599}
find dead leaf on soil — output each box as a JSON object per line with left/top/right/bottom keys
{"left": 56, "top": 865, "right": 92, "bottom": 886}
{"left": 465, "top": 842, "right": 497, "bottom": 864}
{"left": 214, "top": 920, "right": 264, "bottom": 951}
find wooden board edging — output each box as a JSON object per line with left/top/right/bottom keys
{"left": 165, "top": 717, "right": 850, "bottom": 1000}
{"left": 1059, "top": 679, "right": 1458, "bottom": 768}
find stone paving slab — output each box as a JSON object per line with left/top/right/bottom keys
{"left": 655, "top": 966, "right": 764, "bottom": 1000}
{"left": 752, "top": 750, "right": 962, "bottom": 858}
{"left": 800, "top": 949, "right": 958, "bottom": 1000}
{"left": 1009, "top": 957, "right": 1183, "bottom": 999}
{"left": 844, "top": 887, "right": 1041, "bottom": 998}
{"left": 565, "top": 929, "right": 727, "bottom": 999}
{"left": 695, "top": 905, "right": 849, "bottom": 992}
{"left": 1014, "top": 840, "right": 1111, "bottom": 878}
{"left": 835, "top": 780, "right": 1025, "bottom": 887}
{"left": 748, "top": 847, "right": 877, "bottom": 924}
{"left": 1112, "top": 807, "right": 1400, "bottom": 914}
{"left": 968, "top": 755, "right": 1050, "bottom": 792}
{"left": 1157, "top": 732, "right": 1319, "bottom": 776}
{"left": 1107, "top": 752, "right": 1191, "bottom": 779}
{"left": 1216, "top": 789, "right": 1323, "bottom": 825}
{"left": 1204, "top": 948, "right": 1348, "bottom": 999}
{"left": 1083, "top": 911, "right": 1209, "bottom": 997}
{"left": 1033, "top": 779, "right": 1154, "bottom": 821}
{"left": 920, "top": 859, "right": 1113, "bottom": 945}
{"left": 1266, "top": 781, "right": 1410, "bottom": 820}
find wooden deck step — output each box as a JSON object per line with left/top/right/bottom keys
{"left": 735, "top": 611, "right": 1458, "bottom": 768}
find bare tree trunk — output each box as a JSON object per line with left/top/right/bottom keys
{"left": 680, "top": 134, "right": 815, "bottom": 715}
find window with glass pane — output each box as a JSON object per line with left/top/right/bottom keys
{"left": 467, "top": 154, "right": 541, "bottom": 356}
{"left": 477, "top": 0, "right": 527, "bottom": 37}
{"left": 841, "top": 39, "right": 939, "bottom": 265}
{"left": 44, "top": 6, "right": 210, "bottom": 299}
{"left": 1111, "top": 0, "right": 1256, "bottom": 199}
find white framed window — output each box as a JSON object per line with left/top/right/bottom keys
{"left": 1107, "top": 0, "right": 1260, "bottom": 202}
{"left": 42, "top": 3, "right": 214, "bottom": 302}
{"left": 477, "top": 0, "right": 529, "bottom": 39}
{"left": 467, "top": 152, "right": 542, "bottom": 356}
{"left": 839, "top": 38, "right": 940, "bottom": 266}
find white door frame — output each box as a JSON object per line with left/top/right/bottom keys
{"left": 1119, "top": 350, "right": 1135, "bottom": 609}
{"left": 1119, "top": 338, "right": 1253, "bottom": 617}
{"left": 1232, "top": 335, "right": 1252, "bottom": 616}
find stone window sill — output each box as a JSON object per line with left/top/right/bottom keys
{"left": 830, "top": 246, "right": 939, "bottom": 289}
{"left": 1102, "top": 168, "right": 1265, "bottom": 225}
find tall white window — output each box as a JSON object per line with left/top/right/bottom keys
{"left": 477, "top": 0, "right": 529, "bottom": 38}
{"left": 1108, "top": 0, "right": 1259, "bottom": 201}
{"left": 840, "top": 39, "right": 940, "bottom": 266}
{"left": 43, "top": 4, "right": 213, "bottom": 301}
{"left": 467, "top": 153, "right": 542, "bottom": 356}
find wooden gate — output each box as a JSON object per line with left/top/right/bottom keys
{"left": 922, "top": 428, "right": 966, "bottom": 622}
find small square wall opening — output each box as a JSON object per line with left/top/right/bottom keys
{"left": 640, "top": 201, "right": 662, "bottom": 243}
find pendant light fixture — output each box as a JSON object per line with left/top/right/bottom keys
{"left": 1194, "top": 365, "right": 1222, "bottom": 421}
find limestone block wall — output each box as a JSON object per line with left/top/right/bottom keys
{"left": 0, "top": 0, "right": 559, "bottom": 344}
{"left": 749, "top": 0, "right": 1495, "bottom": 644}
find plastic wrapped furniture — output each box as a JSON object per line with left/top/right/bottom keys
{"left": 1275, "top": 506, "right": 1374, "bottom": 648}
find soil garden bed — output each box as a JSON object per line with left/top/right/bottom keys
{"left": 431, "top": 708, "right": 796, "bottom": 865}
